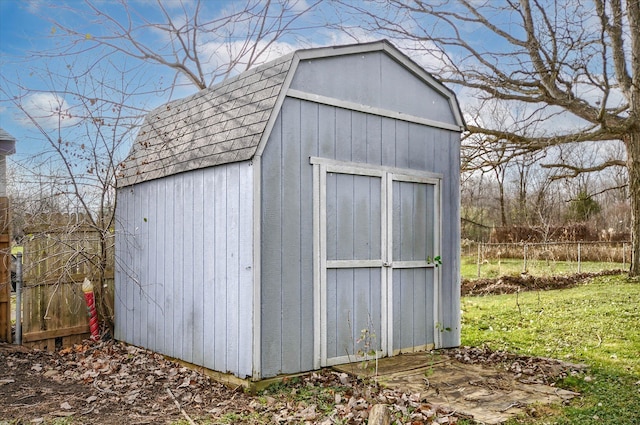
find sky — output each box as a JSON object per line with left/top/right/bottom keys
{"left": 0, "top": 0, "right": 355, "bottom": 164}
{"left": 0, "top": 0, "right": 49, "bottom": 158}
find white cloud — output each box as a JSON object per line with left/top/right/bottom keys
{"left": 197, "top": 39, "right": 299, "bottom": 82}
{"left": 17, "top": 93, "right": 80, "bottom": 130}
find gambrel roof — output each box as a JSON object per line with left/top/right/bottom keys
{"left": 118, "top": 40, "right": 464, "bottom": 187}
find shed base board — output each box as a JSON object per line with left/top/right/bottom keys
{"left": 392, "top": 343, "right": 435, "bottom": 356}
{"left": 166, "top": 355, "right": 313, "bottom": 395}
{"left": 166, "top": 345, "right": 438, "bottom": 395}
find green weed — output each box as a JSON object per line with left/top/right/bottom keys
{"left": 462, "top": 274, "right": 640, "bottom": 424}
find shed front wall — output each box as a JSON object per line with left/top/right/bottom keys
{"left": 290, "top": 51, "right": 458, "bottom": 126}
{"left": 260, "top": 96, "right": 461, "bottom": 378}
{"left": 115, "top": 161, "right": 254, "bottom": 378}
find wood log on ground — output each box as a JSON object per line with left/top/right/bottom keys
{"left": 368, "top": 404, "right": 391, "bottom": 425}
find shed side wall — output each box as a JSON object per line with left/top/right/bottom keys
{"left": 115, "top": 161, "right": 254, "bottom": 378}
{"left": 260, "top": 97, "right": 460, "bottom": 378}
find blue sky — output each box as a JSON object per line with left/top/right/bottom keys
{"left": 0, "top": 0, "right": 51, "bottom": 159}
{"left": 0, "top": 0, "right": 347, "bottom": 164}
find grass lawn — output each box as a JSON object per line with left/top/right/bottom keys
{"left": 461, "top": 274, "right": 640, "bottom": 424}
{"left": 461, "top": 256, "right": 627, "bottom": 280}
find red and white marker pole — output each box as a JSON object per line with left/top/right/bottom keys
{"left": 82, "top": 278, "right": 100, "bottom": 341}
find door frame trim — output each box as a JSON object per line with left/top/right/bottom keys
{"left": 310, "top": 157, "right": 442, "bottom": 181}
{"left": 311, "top": 157, "right": 442, "bottom": 368}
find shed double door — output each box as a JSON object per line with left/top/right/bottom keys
{"left": 312, "top": 158, "right": 441, "bottom": 367}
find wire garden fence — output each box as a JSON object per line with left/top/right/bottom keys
{"left": 462, "top": 241, "right": 631, "bottom": 279}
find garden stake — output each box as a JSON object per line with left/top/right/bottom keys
{"left": 82, "top": 278, "right": 100, "bottom": 341}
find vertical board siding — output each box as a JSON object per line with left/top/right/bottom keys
{"left": 192, "top": 170, "right": 205, "bottom": 366}
{"left": 281, "top": 100, "right": 302, "bottom": 373}
{"left": 299, "top": 101, "right": 318, "bottom": 366}
{"left": 261, "top": 94, "right": 460, "bottom": 377}
{"left": 164, "top": 178, "right": 175, "bottom": 357}
{"left": 213, "top": 169, "right": 228, "bottom": 370}
{"left": 173, "top": 175, "right": 185, "bottom": 359}
{"left": 115, "top": 162, "right": 254, "bottom": 378}
{"left": 154, "top": 180, "right": 165, "bottom": 353}
{"left": 182, "top": 173, "right": 194, "bottom": 363}
{"left": 290, "top": 52, "right": 457, "bottom": 125}
{"left": 261, "top": 109, "right": 283, "bottom": 375}
{"left": 441, "top": 131, "right": 462, "bottom": 347}
{"left": 393, "top": 268, "right": 435, "bottom": 351}
{"left": 238, "top": 164, "right": 254, "bottom": 373}
{"left": 202, "top": 171, "right": 217, "bottom": 370}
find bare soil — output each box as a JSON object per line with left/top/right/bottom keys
{"left": 461, "top": 269, "right": 624, "bottom": 296}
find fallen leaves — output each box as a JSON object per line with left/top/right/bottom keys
{"left": 448, "top": 345, "right": 588, "bottom": 385}
{"left": 0, "top": 341, "right": 582, "bottom": 424}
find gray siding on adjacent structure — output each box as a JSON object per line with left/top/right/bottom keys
{"left": 115, "top": 161, "right": 254, "bottom": 378}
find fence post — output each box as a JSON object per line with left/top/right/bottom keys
{"left": 15, "top": 253, "right": 22, "bottom": 345}
{"left": 522, "top": 243, "right": 528, "bottom": 274}
{"left": 577, "top": 242, "right": 581, "bottom": 273}
{"left": 477, "top": 242, "right": 482, "bottom": 278}
{"left": 623, "top": 242, "right": 626, "bottom": 269}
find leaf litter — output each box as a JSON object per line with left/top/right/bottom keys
{"left": 1, "top": 340, "right": 469, "bottom": 424}
{"left": 0, "top": 340, "right": 587, "bottom": 424}
{"left": 0, "top": 274, "right": 597, "bottom": 424}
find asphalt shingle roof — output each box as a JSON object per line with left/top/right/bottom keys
{"left": 117, "top": 52, "right": 294, "bottom": 187}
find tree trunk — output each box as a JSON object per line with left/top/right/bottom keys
{"left": 626, "top": 130, "right": 640, "bottom": 276}
{"left": 499, "top": 183, "right": 507, "bottom": 227}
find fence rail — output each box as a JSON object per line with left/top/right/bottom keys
{"left": 0, "top": 197, "right": 11, "bottom": 342}
{"left": 20, "top": 215, "right": 114, "bottom": 350}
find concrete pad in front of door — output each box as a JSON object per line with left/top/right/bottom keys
{"left": 333, "top": 352, "right": 579, "bottom": 424}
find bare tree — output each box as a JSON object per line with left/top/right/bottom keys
{"left": 42, "top": 0, "right": 323, "bottom": 91}
{"left": 0, "top": 58, "right": 146, "bottom": 330}
{"left": 337, "top": 0, "right": 640, "bottom": 275}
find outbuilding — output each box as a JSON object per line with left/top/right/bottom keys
{"left": 0, "top": 127, "right": 16, "bottom": 342}
{"left": 115, "top": 40, "right": 465, "bottom": 381}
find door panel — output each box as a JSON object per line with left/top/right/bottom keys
{"left": 393, "top": 181, "right": 434, "bottom": 262}
{"left": 324, "top": 171, "right": 384, "bottom": 366}
{"left": 391, "top": 176, "right": 439, "bottom": 353}
{"left": 326, "top": 173, "right": 381, "bottom": 262}
{"left": 392, "top": 268, "right": 435, "bottom": 353}
{"left": 325, "top": 268, "right": 382, "bottom": 360}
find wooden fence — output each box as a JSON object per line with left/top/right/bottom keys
{"left": 21, "top": 214, "right": 114, "bottom": 350}
{"left": 0, "top": 197, "right": 11, "bottom": 342}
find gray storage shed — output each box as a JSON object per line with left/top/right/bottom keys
{"left": 115, "top": 40, "right": 465, "bottom": 381}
